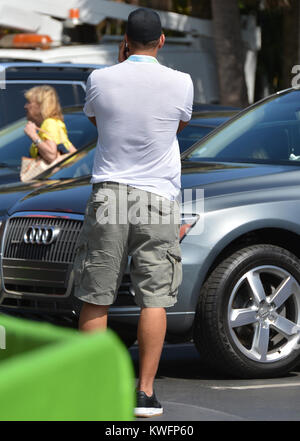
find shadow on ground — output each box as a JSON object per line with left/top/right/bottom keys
{"left": 129, "top": 342, "right": 300, "bottom": 381}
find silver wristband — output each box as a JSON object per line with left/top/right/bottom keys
{"left": 34, "top": 137, "right": 42, "bottom": 146}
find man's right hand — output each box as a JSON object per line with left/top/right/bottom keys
{"left": 118, "top": 40, "right": 129, "bottom": 63}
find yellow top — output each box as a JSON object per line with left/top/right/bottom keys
{"left": 30, "top": 118, "right": 72, "bottom": 158}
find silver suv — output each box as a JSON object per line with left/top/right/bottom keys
{"left": 1, "top": 88, "right": 300, "bottom": 379}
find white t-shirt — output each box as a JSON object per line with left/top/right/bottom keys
{"left": 84, "top": 55, "right": 194, "bottom": 200}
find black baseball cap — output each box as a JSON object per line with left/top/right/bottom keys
{"left": 126, "top": 8, "right": 162, "bottom": 44}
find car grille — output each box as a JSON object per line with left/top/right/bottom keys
{"left": 3, "top": 216, "right": 82, "bottom": 263}
{"left": 1, "top": 214, "right": 136, "bottom": 307}
{"left": 2, "top": 215, "right": 82, "bottom": 295}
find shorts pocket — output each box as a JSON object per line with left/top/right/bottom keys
{"left": 147, "top": 196, "right": 174, "bottom": 217}
{"left": 166, "top": 244, "right": 182, "bottom": 293}
{"left": 73, "top": 242, "right": 88, "bottom": 286}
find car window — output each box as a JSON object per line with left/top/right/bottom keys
{"left": 63, "top": 114, "right": 98, "bottom": 149}
{"left": 186, "top": 90, "right": 300, "bottom": 165}
{"left": 0, "top": 83, "right": 85, "bottom": 128}
{"left": 39, "top": 144, "right": 96, "bottom": 180}
{"left": 0, "top": 112, "right": 97, "bottom": 168}
{"left": 0, "top": 119, "right": 29, "bottom": 166}
{"left": 178, "top": 125, "right": 214, "bottom": 152}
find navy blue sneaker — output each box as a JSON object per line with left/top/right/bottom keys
{"left": 134, "top": 391, "right": 163, "bottom": 418}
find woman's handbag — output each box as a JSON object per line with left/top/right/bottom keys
{"left": 20, "top": 124, "right": 74, "bottom": 182}
{"left": 20, "top": 151, "right": 72, "bottom": 182}
{"left": 20, "top": 155, "right": 58, "bottom": 182}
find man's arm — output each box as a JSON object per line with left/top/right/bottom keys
{"left": 177, "top": 120, "right": 189, "bottom": 134}
{"left": 88, "top": 116, "right": 97, "bottom": 126}
{"left": 178, "top": 76, "right": 194, "bottom": 134}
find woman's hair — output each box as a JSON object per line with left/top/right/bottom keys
{"left": 24, "top": 85, "right": 63, "bottom": 121}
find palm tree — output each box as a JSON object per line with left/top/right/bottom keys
{"left": 127, "top": 0, "right": 173, "bottom": 9}
{"left": 188, "top": 0, "right": 211, "bottom": 19}
{"left": 211, "top": 0, "right": 249, "bottom": 107}
{"left": 266, "top": 0, "right": 297, "bottom": 90}
{"left": 281, "top": 0, "right": 298, "bottom": 89}
{"left": 254, "top": 0, "right": 294, "bottom": 94}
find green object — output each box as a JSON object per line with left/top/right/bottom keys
{"left": 0, "top": 314, "right": 135, "bottom": 421}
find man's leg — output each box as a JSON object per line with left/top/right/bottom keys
{"left": 78, "top": 302, "right": 109, "bottom": 332}
{"left": 137, "top": 307, "right": 166, "bottom": 397}
{"left": 79, "top": 303, "right": 166, "bottom": 398}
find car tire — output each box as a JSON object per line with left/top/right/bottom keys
{"left": 193, "top": 244, "right": 300, "bottom": 378}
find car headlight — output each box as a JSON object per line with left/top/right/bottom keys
{"left": 180, "top": 214, "right": 199, "bottom": 241}
{"left": 0, "top": 220, "right": 6, "bottom": 248}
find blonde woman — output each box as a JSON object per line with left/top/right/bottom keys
{"left": 24, "top": 85, "right": 76, "bottom": 164}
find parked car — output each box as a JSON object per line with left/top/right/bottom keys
{"left": 1, "top": 62, "right": 236, "bottom": 130}
{"left": 179, "top": 113, "right": 234, "bottom": 152}
{"left": 3, "top": 88, "right": 300, "bottom": 379}
{"left": 0, "top": 113, "right": 230, "bottom": 222}
{"left": 193, "top": 103, "right": 240, "bottom": 112}
{"left": 0, "top": 63, "right": 104, "bottom": 128}
{"left": 0, "top": 109, "right": 231, "bottom": 186}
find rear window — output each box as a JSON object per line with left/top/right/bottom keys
{"left": 0, "top": 112, "right": 97, "bottom": 168}
{"left": 178, "top": 125, "right": 214, "bottom": 152}
{"left": 0, "top": 82, "right": 85, "bottom": 128}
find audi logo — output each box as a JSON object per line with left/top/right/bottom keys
{"left": 23, "top": 226, "right": 60, "bottom": 245}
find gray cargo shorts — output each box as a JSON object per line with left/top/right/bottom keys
{"left": 73, "top": 181, "right": 182, "bottom": 308}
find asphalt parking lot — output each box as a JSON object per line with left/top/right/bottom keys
{"left": 129, "top": 342, "right": 300, "bottom": 421}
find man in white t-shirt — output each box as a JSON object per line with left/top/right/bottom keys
{"left": 74, "top": 8, "right": 193, "bottom": 417}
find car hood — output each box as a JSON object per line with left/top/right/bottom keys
{"left": 0, "top": 168, "right": 21, "bottom": 185}
{"left": 7, "top": 177, "right": 92, "bottom": 216}
{"left": 181, "top": 161, "right": 300, "bottom": 194}
{"left": 6, "top": 162, "right": 300, "bottom": 217}
{"left": 0, "top": 179, "right": 62, "bottom": 217}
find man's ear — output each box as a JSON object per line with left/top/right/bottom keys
{"left": 158, "top": 34, "right": 165, "bottom": 49}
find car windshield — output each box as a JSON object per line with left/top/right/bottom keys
{"left": 0, "top": 112, "right": 97, "bottom": 168}
{"left": 38, "top": 143, "right": 96, "bottom": 180}
{"left": 185, "top": 90, "right": 300, "bottom": 165}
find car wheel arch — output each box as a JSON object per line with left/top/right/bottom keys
{"left": 193, "top": 243, "right": 300, "bottom": 378}
{"left": 189, "top": 221, "right": 300, "bottom": 311}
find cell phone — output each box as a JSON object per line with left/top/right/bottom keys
{"left": 57, "top": 143, "right": 69, "bottom": 154}
{"left": 124, "top": 42, "right": 129, "bottom": 58}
